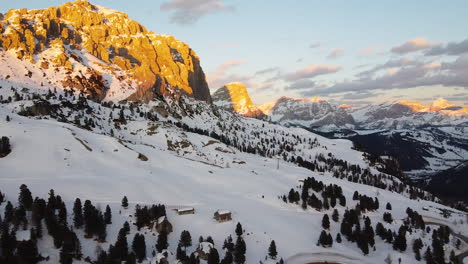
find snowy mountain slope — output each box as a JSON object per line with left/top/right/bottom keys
{"left": 212, "top": 82, "right": 468, "bottom": 177}
{"left": 1, "top": 77, "right": 468, "bottom": 263}
{"left": 1, "top": 103, "right": 468, "bottom": 264}
{"left": 350, "top": 100, "right": 468, "bottom": 130}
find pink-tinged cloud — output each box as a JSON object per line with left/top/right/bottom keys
{"left": 207, "top": 60, "right": 246, "bottom": 88}
{"left": 391, "top": 37, "right": 437, "bottom": 54}
{"left": 161, "top": 0, "right": 234, "bottom": 24}
{"left": 359, "top": 46, "right": 382, "bottom": 55}
{"left": 284, "top": 64, "right": 341, "bottom": 81}
{"left": 327, "top": 48, "right": 343, "bottom": 59}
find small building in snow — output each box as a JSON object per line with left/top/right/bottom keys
{"left": 214, "top": 210, "right": 232, "bottom": 222}
{"left": 177, "top": 207, "right": 195, "bottom": 215}
{"left": 154, "top": 216, "right": 173, "bottom": 234}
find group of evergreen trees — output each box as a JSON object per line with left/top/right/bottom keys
{"left": 0, "top": 185, "right": 84, "bottom": 264}
{"left": 134, "top": 204, "right": 166, "bottom": 230}
{"left": 283, "top": 177, "right": 346, "bottom": 212}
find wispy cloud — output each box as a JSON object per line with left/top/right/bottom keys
{"left": 391, "top": 37, "right": 438, "bottom": 54}
{"left": 285, "top": 79, "right": 316, "bottom": 90}
{"left": 300, "top": 54, "right": 468, "bottom": 97}
{"left": 283, "top": 64, "right": 341, "bottom": 81}
{"left": 359, "top": 45, "right": 382, "bottom": 55}
{"left": 206, "top": 60, "right": 246, "bottom": 89}
{"left": 425, "top": 38, "right": 468, "bottom": 56}
{"left": 327, "top": 48, "right": 343, "bottom": 59}
{"left": 160, "top": 0, "right": 234, "bottom": 25}
{"left": 255, "top": 67, "right": 280, "bottom": 76}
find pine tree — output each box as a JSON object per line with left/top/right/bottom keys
{"left": 96, "top": 212, "right": 107, "bottom": 242}
{"left": 132, "top": 233, "right": 146, "bottom": 262}
{"left": 332, "top": 209, "right": 339, "bottom": 222}
{"left": 16, "top": 239, "right": 39, "bottom": 263}
{"left": 413, "top": 238, "right": 423, "bottom": 261}
{"left": 177, "top": 244, "right": 187, "bottom": 261}
{"left": 19, "top": 184, "right": 33, "bottom": 210}
{"left": 4, "top": 201, "right": 14, "bottom": 222}
{"left": 221, "top": 250, "right": 233, "bottom": 264}
{"left": 322, "top": 214, "right": 330, "bottom": 230}
{"left": 208, "top": 247, "right": 220, "bottom": 264}
{"left": 223, "top": 235, "right": 235, "bottom": 252}
{"left": 189, "top": 252, "right": 200, "bottom": 264}
{"left": 114, "top": 228, "right": 128, "bottom": 259}
{"left": 123, "top": 221, "right": 130, "bottom": 233}
{"left": 73, "top": 198, "right": 83, "bottom": 229}
{"left": 353, "top": 191, "right": 359, "bottom": 200}
{"left": 336, "top": 233, "right": 342, "bottom": 243}
{"left": 234, "top": 236, "right": 246, "bottom": 264}
{"left": 393, "top": 226, "right": 407, "bottom": 252}
{"left": 268, "top": 240, "right": 278, "bottom": 259}
{"left": 431, "top": 237, "right": 445, "bottom": 264}
{"left": 179, "top": 230, "right": 193, "bottom": 250}
{"left": 122, "top": 196, "right": 129, "bottom": 208}
{"left": 104, "top": 205, "right": 112, "bottom": 224}
{"left": 156, "top": 231, "right": 168, "bottom": 253}
{"left": 424, "top": 247, "right": 433, "bottom": 263}
{"left": 383, "top": 212, "right": 393, "bottom": 223}
{"left": 386, "top": 202, "right": 392, "bottom": 210}
{"left": 235, "top": 222, "right": 243, "bottom": 237}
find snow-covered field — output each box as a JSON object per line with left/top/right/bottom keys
{"left": 1, "top": 105, "right": 467, "bottom": 263}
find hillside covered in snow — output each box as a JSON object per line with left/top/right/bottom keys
{"left": 1, "top": 1, "right": 468, "bottom": 264}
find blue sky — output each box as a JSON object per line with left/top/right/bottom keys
{"left": 2, "top": 0, "right": 468, "bottom": 106}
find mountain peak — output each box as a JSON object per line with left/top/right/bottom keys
{"left": 427, "top": 98, "right": 456, "bottom": 111}
{"left": 212, "top": 82, "right": 261, "bottom": 115}
{"left": 0, "top": 1, "right": 212, "bottom": 103}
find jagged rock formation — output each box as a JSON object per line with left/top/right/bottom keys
{"left": 351, "top": 98, "right": 468, "bottom": 129}
{"left": 258, "top": 96, "right": 355, "bottom": 128}
{"left": 0, "top": 0, "right": 211, "bottom": 103}
{"left": 212, "top": 84, "right": 355, "bottom": 127}
{"left": 212, "top": 82, "right": 265, "bottom": 118}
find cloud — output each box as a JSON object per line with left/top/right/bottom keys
{"left": 309, "top": 42, "right": 321, "bottom": 49}
{"left": 359, "top": 46, "right": 382, "bottom": 55}
{"left": 391, "top": 37, "right": 437, "bottom": 54}
{"left": 285, "top": 79, "right": 316, "bottom": 90}
{"left": 299, "top": 54, "right": 468, "bottom": 97}
{"left": 283, "top": 64, "right": 341, "bottom": 81}
{"left": 327, "top": 48, "right": 343, "bottom": 59}
{"left": 206, "top": 60, "right": 246, "bottom": 89}
{"left": 356, "top": 57, "right": 421, "bottom": 78}
{"left": 341, "top": 91, "right": 381, "bottom": 100}
{"left": 255, "top": 67, "right": 280, "bottom": 76}
{"left": 425, "top": 38, "right": 468, "bottom": 56}
{"left": 160, "top": 0, "right": 234, "bottom": 24}
{"left": 207, "top": 60, "right": 279, "bottom": 91}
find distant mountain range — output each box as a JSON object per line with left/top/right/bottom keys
{"left": 213, "top": 83, "right": 468, "bottom": 130}
{"left": 212, "top": 82, "right": 468, "bottom": 177}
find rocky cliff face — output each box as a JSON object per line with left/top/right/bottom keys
{"left": 212, "top": 83, "right": 354, "bottom": 127}
{"left": 212, "top": 82, "right": 264, "bottom": 118}
{"left": 0, "top": 0, "right": 211, "bottom": 103}
{"left": 212, "top": 81, "right": 467, "bottom": 130}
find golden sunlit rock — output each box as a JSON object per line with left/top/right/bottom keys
{"left": 0, "top": 0, "right": 211, "bottom": 103}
